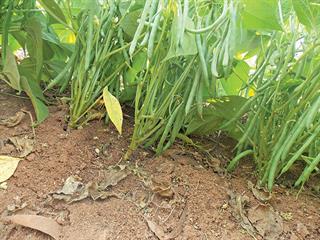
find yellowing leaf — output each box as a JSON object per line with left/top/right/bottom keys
{"left": 103, "top": 87, "right": 123, "bottom": 134}
{"left": 0, "top": 156, "right": 21, "bottom": 182}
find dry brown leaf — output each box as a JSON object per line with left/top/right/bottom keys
{"left": 247, "top": 205, "right": 283, "bottom": 240}
{"left": 146, "top": 219, "right": 167, "bottom": 239}
{"left": 99, "top": 166, "right": 129, "bottom": 189}
{"left": 9, "top": 137, "right": 34, "bottom": 157}
{"left": 52, "top": 170, "right": 124, "bottom": 203}
{"left": 87, "top": 181, "right": 120, "bottom": 201}
{"left": 151, "top": 184, "right": 174, "bottom": 199}
{"left": 228, "top": 191, "right": 258, "bottom": 239}
{"left": 248, "top": 181, "right": 272, "bottom": 202}
{"left": 52, "top": 176, "right": 88, "bottom": 203}
{"left": 0, "top": 111, "right": 25, "bottom": 127}
{"left": 146, "top": 209, "right": 186, "bottom": 240}
{"left": 3, "top": 214, "right": 61, "bottom": 240}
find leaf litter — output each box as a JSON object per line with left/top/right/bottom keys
{"left": 51, "top": 165, "right": 129, "bottom": 203}
{"left": 2, "top": 214, "right": 61, "bottom": 240}
{"left": 247, "top": 180, "right": 272, "bottom": 202}
{"left": 0, "top": 111, "right": 25, "bottom": 128}
{"left": 145, "top": 208, "right": 187, "bottom": 240}
{"left": 9, "top": 136, "right": 34, "bottom": 157}
{"left": 228, "top": 190, "right": 283, "bottom": 240}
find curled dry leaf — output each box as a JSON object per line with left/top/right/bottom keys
{"left": 52, "top": 165, "right": 127, "bottom": 203}
{"left": 247, "top": 205, "right": 283, "bottom": 240}
{"left": 151, "top": 184, "right": 174, "bottom": 199}
{"left": 0, "top": 111, "right": 25, "bottom": 127}
{"left": 0, "top": 155, "right": 21, "bottom": 183}
{"left": 228, "top": 191, "right": 257, "bottom": 239}
{"left": 248, "top": 181, "right": 272, "bottom": 202}
{"left": 99, "top": 165, "right": 129, "bottom": 189}
{"left": 145, "top": 209, "right": 187, "bottom": 240}
{"left": 9, "top": 137, "right": 34, "bottom": 157}
{"left": 3, "top": 214, "right": 61, "bottom": 240}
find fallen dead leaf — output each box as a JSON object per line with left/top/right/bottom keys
{"left": 52, "top": 176, "right": 88, "bottom": 203}
{"left": 145, "top": 208, "right": 187, "bottom": 240}
{"left": 0, "top": 111, "right": 25, "bottom": 127}
{"left": 228, "top": 191, "right": 258, "bottom": 239}
{"left": 151, "top": 183, "right": 174, "bottom": 199}
{"left": 0, "top": 155, "right": 21, "bottom": 182}
{"left": 52, "top": 165, "right": 127, "bottom": 203}
{"left": 247, "top": 205, "right": 283, "bottom": 240}
{"left": 57, "top": 176, "right": 83, "bottom": 195}
{"left": 248, "top": 181, "right": 272, "bottom": 202}
{"left": 99, "top": 165, "right": 129, "bottom": 189}
{"left": 9, "top": 136, "right": 34, "bottom": 157}
{"left": 3, "top": 214, "right": 61, "bottom": 240}
{"left": 145, "top": 219, "right": 167, "bottom": 239}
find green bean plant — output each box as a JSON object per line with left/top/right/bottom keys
{"left": 1, "top": 0, "right": 320, "bottom": 190}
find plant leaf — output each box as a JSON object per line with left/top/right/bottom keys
{"left": 292, "top": 0, "right": 314, "bottom": 28}
{"left": 2, "top": 48, "right": 21, "bottom": 91}
{"left": 165, "top": 16, "right": 198, "bottom": 60}
{"left": 20, "top": 76, "right": 49, "bottom": 124}
{"left": 221, "top": 61, "right": 250, "bottom": 95}
{"left": 186, "top": 96, "right": 248, "bottom": 139}
{"left": 241, "top": 0, "right": 282, "bottom": 31}
{"left": 37, "top": 0, "right": 67, "bottom": 25}
{"left": 103, "top": 87, "right": 123, "bottom": 134}
{"left": 0, "top": 155, "right": 21, "bottom": 183}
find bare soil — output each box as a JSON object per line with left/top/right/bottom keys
{"left": 0, "top": 85, "right": 319, "bottom": 240}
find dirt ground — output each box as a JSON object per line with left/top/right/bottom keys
{"left": 0, "top": 84, "right": 320, "bottom": 240}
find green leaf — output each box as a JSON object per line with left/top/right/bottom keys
{"left": 186, "top": 96, "right": 248, "bottom": 139}
{"left": 1, "top": 47, "right": 21, "bottom": 91}
{"left": 20, "top": 76, "right": 49, "bottom": 124}
{"left": 241, "top": 0, "right": 282, "bottom": 31}
{"left": 25, "top": 17, "right": 43, "bottom": 82}
{"left": 103, "top": 87, "right": 123, "bottom": 134}
{"left": 124, "top": 52, "right": 147, "bottom": 85}
{"left": 37, "top": 0, "right": 67, "bottom": 25}
{"left": 221, "top": 61, "right": 250, "bottom": 95}
{"left": 165, "top": 17, "right": 198, "bottom": 60}
{"left": 292, "top": 0, "right": 314, "bottom": 28}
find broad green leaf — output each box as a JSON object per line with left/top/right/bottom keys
{"left": 20, "top": 76, "right": 49, "bottom": 124}
{"left": 103, "top": 87, "right": 123, "bottom": 134}
{"left": 186, "top": 96, "right": 248, "bottom": 139}
{"left": 51, "top": 24, "right": 76, "bottom": 44}
{"left": 37, "top": 0, "right": 67, "bottom": 25}
{"left": 124, "top": 52, "right": 147, "bottom": 85}
{"left": 0, "top": 155, "right": 21, "bottom": 183}
{"left": 221, "top": 61, "right": 250, "bottom": 95}
{"left": 292, "top": 0, "right": 314, "bottom": 28}
{"left": 165, "top": 17, "right": 197, "bottom": 60}
{"left": 119, "top": 0, "right": 145, "bottom": 39}
{"left": 2, "top": 48, "right": 21, "bottom": 91}
{"left": 241, "top": 0, "right": 282, "bottom": 31}
{"left": 25, "top": 17, "right": 43, "bottom": 82}
{"left": 120, "top": 10, "right": 142, "bottom": 39}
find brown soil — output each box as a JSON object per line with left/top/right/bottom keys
{"left": 0, "top": 85, "right": 319, "bottom": 240}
